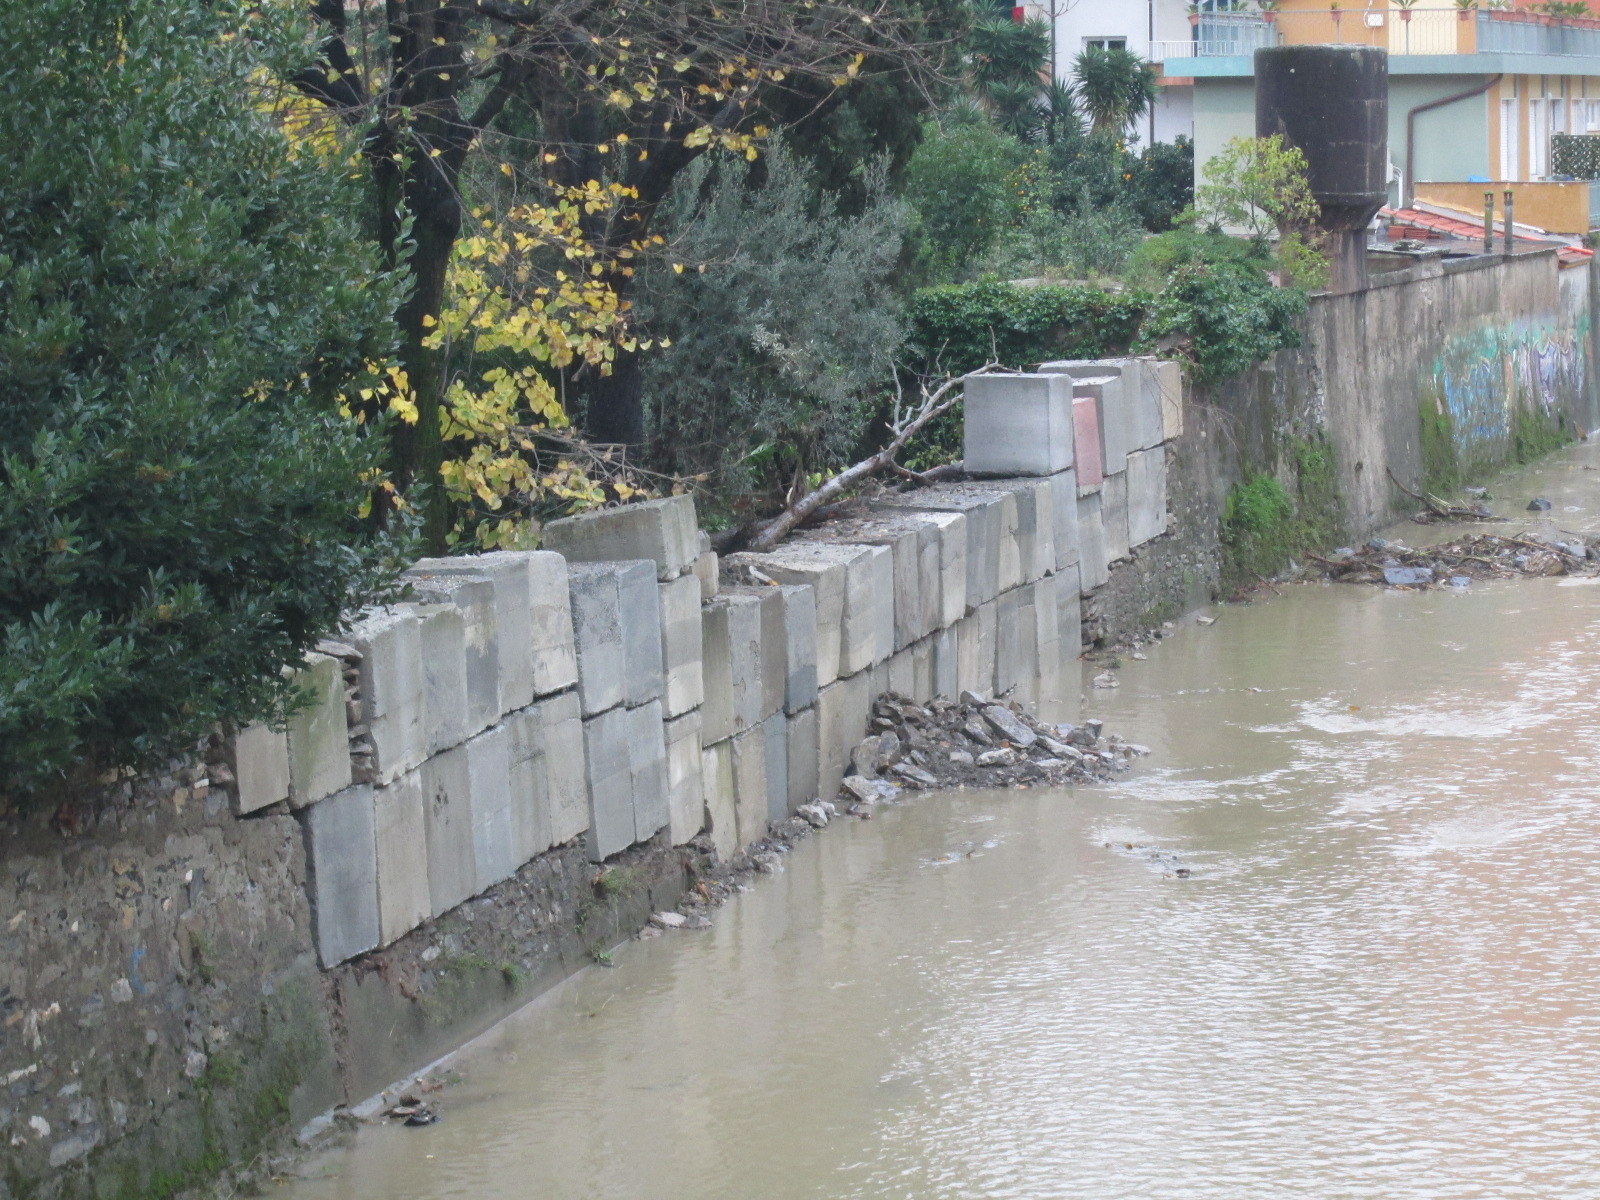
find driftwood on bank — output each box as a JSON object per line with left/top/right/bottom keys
{"left": 1386, "top": 467, "right": 1502, "bottom": 522}
{"left": 745, "top": 365, "right": 1001, "bottom": 553}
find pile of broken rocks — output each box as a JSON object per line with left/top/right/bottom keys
{"left": 798, "top": 691, "right": 1147, "bottom": 824}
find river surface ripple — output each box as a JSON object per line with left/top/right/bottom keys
{"left": 282, "top": 474, "right": 1600, "bottom": 1200}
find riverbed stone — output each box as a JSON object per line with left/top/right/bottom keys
{"left": 410, "top": 554, "right": 536, "bottom": 715}
{"left": 566, "top": 562, "right": 626, "bottom": 717}
{"left": 541, "top": 494, "right": 699, "bottom": 581}
{"left": 701, "top": 739, "right": 737, "bottom": 860}
{"left": 287, "top": 652, "right": 351, "bottom": 809}
{"left": 350, "top": 607, "right": 425, "bottom": 786}
{"left": 957, "top": 600, "right": 998, "bottom": 698}
{"left": 731, "top": 725, "right": 769, "bottom": 847}
{"left": 1101, "top": 471, "right": 1131, "bottom": 565}
{"left": 963, "top": 372, "right": 1076, "bottom": 477}
{"left": 405, "top": 572, "right": 499, "bottom": 738}
{"left": 373, "top": 770, "right": 429, "bottom": 947}
{"left": 465, "top": 722, "right": 518, "bottom": 892}
{"left": 1076, "top": 491, "right": 1110, "bottom": 592}
{"left": 420, "top": 744, "right": 474, "bottom": 916}
{"left": 303, "top": 783, "right": 379, "bottom": 967}
{"left": 228, "top": 722, "right": 290, "bottom": 816}
{"left": 786, "top": 705, "right": 819, "bottom": 812}
{"left": 628, "top": 700, "right": 670, "bottom": 844}
{"left": 412, "top": 603, "right": 470, "bottom": 755}
{"left": 582, "top": 705, "right": 633, "bottom": 862}
{"left": 664, "top": 709, "right": 705, "bottom": 846}
{"left": 1126, "top": 446, "right": 1169, "bottom": 546}
{"left": 658, "top": 573, "right": 703, "bottom": 718}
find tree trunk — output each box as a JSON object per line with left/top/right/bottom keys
{"left": 583, "top": 346, "right": 646, "bottom": 447}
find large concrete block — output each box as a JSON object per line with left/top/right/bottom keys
{"left": 1126, "top": 445, "right": 1170, "bottom": 546}
{"left": 1127, "top": 359, "right": 1166, "bottom": 452}
{"left": 1143, "top": 357, "right": 1184, "bottom": 443}
{"left": 287, "top": 653, "right": 351, "bottom": 809}
{"left": 872, "top": 488, "right": 1010, "bottom": 613}
{"left": 303, "top": 783, "right": 379, "bottom": 967}
{"left": 817, "top": 671, "right": 870, "bottom": 803}
{"left": 922, "top": 511, "right": 968, "bottom": 630}
{"left": 994, "top": 586, "right": 1033, "bottom": 700}
{"left": 542, "top": 494, "right": 699, "bottom": 581}
{"left": 989, "top": 479, "right": 1054, "bottom": 585}
{"left": 1072, "top": 397, "right": 1104, "bottom": 489}
{"left": 1046, "top": 469, "right": 1082, "bottom": 574}
{"left": 1101, "top": 470, "right": 1131, "bottom": 565}
{"left": 701, "top": 740, "right": 738, "bottom": 861}
{"left": 538, "top": 691, "right": 588, "bottom": 846}
{"left": 722, "top": 549, "right": 844, "bottom": 687}
{"left": 931, "top": 624, "right": 959, "bottom": 700}
{"left": 412, "top": 603, "right": 469, "bottom": 756}
{"left": 1043, "top": 360, "right": 1133, "bottom": 477}
{"left": 507, "top": 706, "right": 552, "bottom": 866}
{"left": 566, "top": 563, "right": 625, "bottom": 717}
{"left": 410, "top": 554, "right": 536, "bottom": 714}
{"left": 525, "top": 551, "right": 579, "bottom": 697}
{"left": 628, "top": 700, "right": 669, "bottom": 844}
{"left": 664, "top": 709, "right": 705, "bottom": 846}
{"left": 617, "top": 559, "right": 665, "bottom": 707}
{"left": 1076, "top": 491, "right": 1110, "bottom": 592}
{"left": 762, "top": 712, "right": 790, "bottom": 824}
{"left": 700, "top": 597, "right": 736, "bottom": 745}
{"left": 373, "top": 771, "right": 429, "bottom": 947}
{"left": 720, "top": 585, "right": 786, "bottom": 721}
{"left": 658, "top": 574, "right": 704, "bottom": 718}
{"left": 957, "top": 600, "right": 998, "bottom": 698}
{"left": 350, "top": 607, "right": 425, "bottom": 786}
{"left": 910, "top": 636, "right": 935, "bottom": 704}
{"left": 466, "top": 722, "right": 518, "bottom": 893}
{"left": 1033, "top": 572, "right": 1063, "bottom": 675}
{"left": 786, "top": 705, "right": 819, "bottom": 812}
{"left": 718, "top": 592, "right": 765, "bottom": 735}
{"left": 229, "top": 723, "right": 290, "bottom": 816}
{"left": 406, "top": 573, "right": 499, "bottom": 738}
{"left": 1057, "top": 569, "right": 1084, "bottom": 653}
{"left": 582, "top": 706, "right": 633, "bottom": 862}
{"left": 796, "top": 513, "right": 941, "bottom": 651}
{"left": 964, "top": 372, "right": 1076, "bottom": 476}
{"left": 421, "top": 744, "right": 474, "bottom": 916}
{"left": 778, "top": 585, "right": 818, "bottom": 715}
{"left": 730, "top": 725, "right": 769, "bottom": 848}
{"left": 887, "top": 646, "right": 915, "bottom": 699}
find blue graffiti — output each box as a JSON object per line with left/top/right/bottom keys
{"left": 1431, "top": 318, "right": 1588, "bottom": 461}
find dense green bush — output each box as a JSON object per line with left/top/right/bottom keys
{"left": 902, "top": 120, "right": 1029, "bottom": 282}
{"left": 1136, "top": 261, "right": 1307, "bottom": 385}
{"left": 0, "top": 0, "right": 404, "bottom": 794}
{"left": 906, "top": 281, "right": 1148, "bottom": 376}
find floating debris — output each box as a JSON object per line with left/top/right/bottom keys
{"left": 1311, "top": 532, "right": 1599, "bottom": 587}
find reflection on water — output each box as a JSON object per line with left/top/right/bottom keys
{"left": 281, "top": 460, "right": 1600, "bottom": 1200}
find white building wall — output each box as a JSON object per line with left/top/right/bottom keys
{"left": 1040, "top": 0, "right": 1195, "bottom": 145}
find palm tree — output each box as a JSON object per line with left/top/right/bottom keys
{"left": 967, "top": 16, "right": 1051, "bottom": 99}
{"left": 1072, "top": 45, "right": 1159, "bottom": 138}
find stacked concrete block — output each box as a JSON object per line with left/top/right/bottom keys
{"left": 420, "top": 744, "right": 474, "bottom": 916}
{"left": 566, "top": 563, "right": 625, "bottom": 717}
{"left": 888, "top": 647, "right": 916, "bottom": 700}
{"left": 1043, "top": 360, "right": 1133, "bottom": 478}
{"left": 617, "top": 559, "right": 666, "bottom": 707}
{"left": 989, "top": 479, "right": 1055, "bottom": 586}
{"left": 1125, "top": 360, "right": 1166, "bottom": 453}
{"left": 699, "top": 597, "right": 735, "bottom": 745}
{"left": 910, "top": 637, "right": 935, "bottom": 704}
{"left": 797, "top": 513, "right": 942, "bottom": 652}
{"left": 837, "top": 543, "right": 893, "bottom": 674}
{"left": 723, "top": 547, "right": 846, "bottom": 687}
{"left": 658, "top": 574, "right": 704, "bottom": 718}
{"left": 1057, "top": 563, "right": 1084, "bottom": 653}
{"left": 627, "top": 700, "right": 669, "bottom": 844}
{"left": 465, "top": 722, "right": 517, "bottom": 892}
{"left": 816, "top": 670, "right": 869, "bottom": 804}
{"left": 994, "top": 586, "right": 1037, "bottom": 700}
{"left": 372, "top": 771, "right": 429, "bottom": 947}
{"left": 525, "top": 551, "right": 580, "bottom": 697}
{"left": 931, "top": 625, "right": 959, "bottom": 700}
{"left": 786, "top": 705, "right": 820, "bottom": 812}
{"left": 957, "top": 600, "right": 998, "bottom": 698}
{"left": 303, "top": 783, "right": 380, "bottom": 968}
{"left": 692, "top": 531, "right": 720, "bottom": 601}
{"left": 705, "top": 592, "right": 764, "bottom": 742}
{"left": 287, "top": 653, "right": 351, "bottom": 808}
{"left": 537, "top": 691, "right": 588, "bottom": 846}
{"left": 581, "top": 705, "right": 633, "bottom": 862}
{"left": 1033, "top": 573, "right": 1063, "bottom": 683}
{"left": 664, "top": 710, "right": 705, "bottom": 846}
{"left": 730, "top": 725, "right": 769, "bottom": 846}
{"left": 542, "top": 494, "right": 699, "bottom": 581}
{"left": 506, "top": 707, "right": 553, "bottom": 867}
{"left": 778, "top": 585, "right": 818, "bottom": 714}
{"left": 742, "top": 586, "right": 788, "bottom": 721}
{"left": 350, "top": 607, "right": 425, "bottom": 786}
{"left": 1072, "top": 397, "right": 1105, "bottom": 489}
{"left": 872, "top": 487, "right": 1013, "bottom": 614}
{"left": 701, "top": 740, "right": 738, "bottom": 860}
{"left": 228, "top": 723, "right": 290, "bottom": 816}
{"left": 410, "top": 555, "right": 536, "bottom": 715}
{"left": 406, "top": 573, "right": 499, "bottom": 737}
{"left": 963, "top": 372, "right": 1076, "bottom": 477}
{"left": 1127, "top": 446, "right": 1169, "bottom": 546}
{"left": 1134, "top": 358, "right": 1184, "bottom": 446}
{"left": 762, "top": 712, "right": 790, "bottom": 824}
{"left": 1076, "top": 491, "right": 1110, "bottom": 592}
{"left": 412, "top": 604, "right": 470, "bottom": 755}
{"left": 1101, "top": 471, "right": 1131, "bottom": 565}
{"left": 922, "top": 511, "right": 968, "bottom": 631}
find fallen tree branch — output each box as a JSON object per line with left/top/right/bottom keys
{"left": 1386, "top": 466, "right": 1500, "bottom": 521}
{"left": 745, "top": 365, "right": 1001, "bottom": 553}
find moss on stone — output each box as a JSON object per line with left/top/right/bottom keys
{"left": 1220, "top": 436, "right": 1346, "bottom": 592}
{"left": 1419, "top": 395, "right": 1460, "bottom": 495}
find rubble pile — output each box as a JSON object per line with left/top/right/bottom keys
{"left": 827, "top": 692, "right": 1146, "bottom": 812}
{"left": 1312, "top": 532, "right": 1600, "bottom": 587}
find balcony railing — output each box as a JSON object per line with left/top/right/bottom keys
{"left": 1149, "top": 8, "right": 1600, "bottom": 64}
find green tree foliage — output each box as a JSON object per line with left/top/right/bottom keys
{"left": 1196, "top": 134, "right": 1327, "bottom": 288}
{"left": 637, "top": 144, "right": 909, "bottom": 513}
{"left": 0, "top": 0, "right": 403, "bottom": 795}
{"left": 1137, "top": 258, "right": 1308, "bottom": 384}
{"left": 906, "top": 281, "right": 1148, "bottom": 375}
{"left": 1071, "top": 45, "right": 1158, "bottom": 137}
{"left": 902, "top": 120, "right": 1030, "bottom": 280}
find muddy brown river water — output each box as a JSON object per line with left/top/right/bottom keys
{"left": 280, "top": 447, "right": 1600, "bottom": 1200}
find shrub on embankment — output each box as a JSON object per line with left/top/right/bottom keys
{"left": 0, "top": 0, "right": 404, "bottom": 798}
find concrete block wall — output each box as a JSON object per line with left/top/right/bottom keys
{"left": 232, "top": 363, "right": 1182, "bottom": 969}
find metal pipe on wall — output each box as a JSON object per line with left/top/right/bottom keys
{"left": 1405, "top": 74, "right": 1503, "bottom": 211}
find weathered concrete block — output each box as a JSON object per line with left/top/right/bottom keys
{"left": 465, "top": 722, "right": 517, "bottom": 893}
{"left": 582, "top": 705, "right": 633, "bottom": 862}
{"left": 350, "top": 607, "right": 425, "bottom": 786}
{"left": 910, "top": 636, "right": 935, "bottom": 704}
{"left": 730, "top": 725, "right": 768, "bottom": 848}
{"left": 1127, "top": 359, "right": 1166, "bottom": 452}
{"left": 566, "top": 563, "right": 625, "bottom": 717}
{"left": 1072, "top": 397, "right": 1104, "bottom": 489}
{"left": 796, "top": 513, "right": 941, "bottom": 651}
{"left": 699, "top": 597, "right": 736, "bottom": 745}
{"left": 303, "top": 783, "right": 379, "bottom": 967}
{"left": 1046, "top": 468, "right": 1081, "bottom": 573}
{"left": 627, "top": 700, "right": 669, "bottom": 844}
{"left": 1043, "top": 360, "right": 1133, "bottom": 477}
{"left": 1033, "top": 572, "right": 1063, "bottom": 673}
{"left": 421, "top": 744, "right": 474, "bottom": 916}
{"left": 664, "top": 709, "right": 705, "bottom": 846}
{"left": 373, "top": 771, "right": 429, "bottom": 947}
{"left": 658, "top": 574, "right": 704, "bottom": 718}
{"left": 873, "top": 488, "right": 1011, "bottom": 613}
{"left": 724, "top": 585, "right": 787, "bottom": 721}
{"left": 412, "top": 603, "right": 469, "bottom": 756}
{"left": 956, "top": 600, "right": 998, "bottom": 698}
{"left": 964, "top": 372, "right": 1076, "bottom": 476}
{"left": 287, "top": 653, "right": 351, "bottom": 809}
{"left": 1101, "top": 470, "right": 1131, "bottom": 565}
{"left": 229, "top": 723, "right": 290, "bottom": 816}
{"left": 692, "top": 549, "right": 719, "bottom": 600}
{"left": 994, "top": 587, "right": 1031, "bottom": 700}
{"left": 778, "top": 584, "right": 818, "bottom": 715}
{"left": 721, "top": 593, "right": 766, "bottom": 733}
{"left": 922, "top": 511, "right": 968, "bottom": 630}
{"left": 406, "top": 573, "right": 499, "bottom": 738}
{"left": 786, "top": 705, "right": 819, "bottom": 812}
{"left": 722, "top": 548, "right": 845, "bottom": 687}
{"left": 542, "top": 494, "right": 699, "bottom": 581}
{"left": 617, "top": 559, "right": 666, "bottom": 707}
{"left": 1057, "top": 568, "right": 1084, "bottom": 653}
{"left": 506, "top": 706, "right": 552, "bottom": 867}
{"left": 817, "top": 671, "right": 870, "bottom": 803}
{"left": 1076, "top": 491, "right": 1110, "bottom": 592}
{"left": 537, "top": 691, "right": 588, "bottom": 847}
{"left": 990, "top": 479, "right": 1054, "bottom": 585}
{"left": 781, "top": 542, "right": 893, "bottom": 675}
{"left": 1126, "top": 445, "right": 1169, "bottom": 546}
{"left": 1143, "top": 357, "right": 1184, "bottom": 443}
{"left": 762, "top": 712, "right": 789, "bottom": 823}
{"left": 701, "top": 739, "right": 738, "bottom": 861}
{"left": 931, "top": 624, "right": 959, "bottom": 700}
{"left": 887, "top": 647, "right": 915, "bottom": 699}
{"left": 411, "top": 554, "right": 536, "bottom": 714}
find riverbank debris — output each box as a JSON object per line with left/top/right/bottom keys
{"left": 1311, "top": 532, "right": 1600, "bottom": 586}
{"left": 1387, "top": 468, "right": 1503, "bottom": 523}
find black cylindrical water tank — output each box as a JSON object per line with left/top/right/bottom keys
{"left": 1255, "top": 45, "right": 1388, "bottom": 233}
